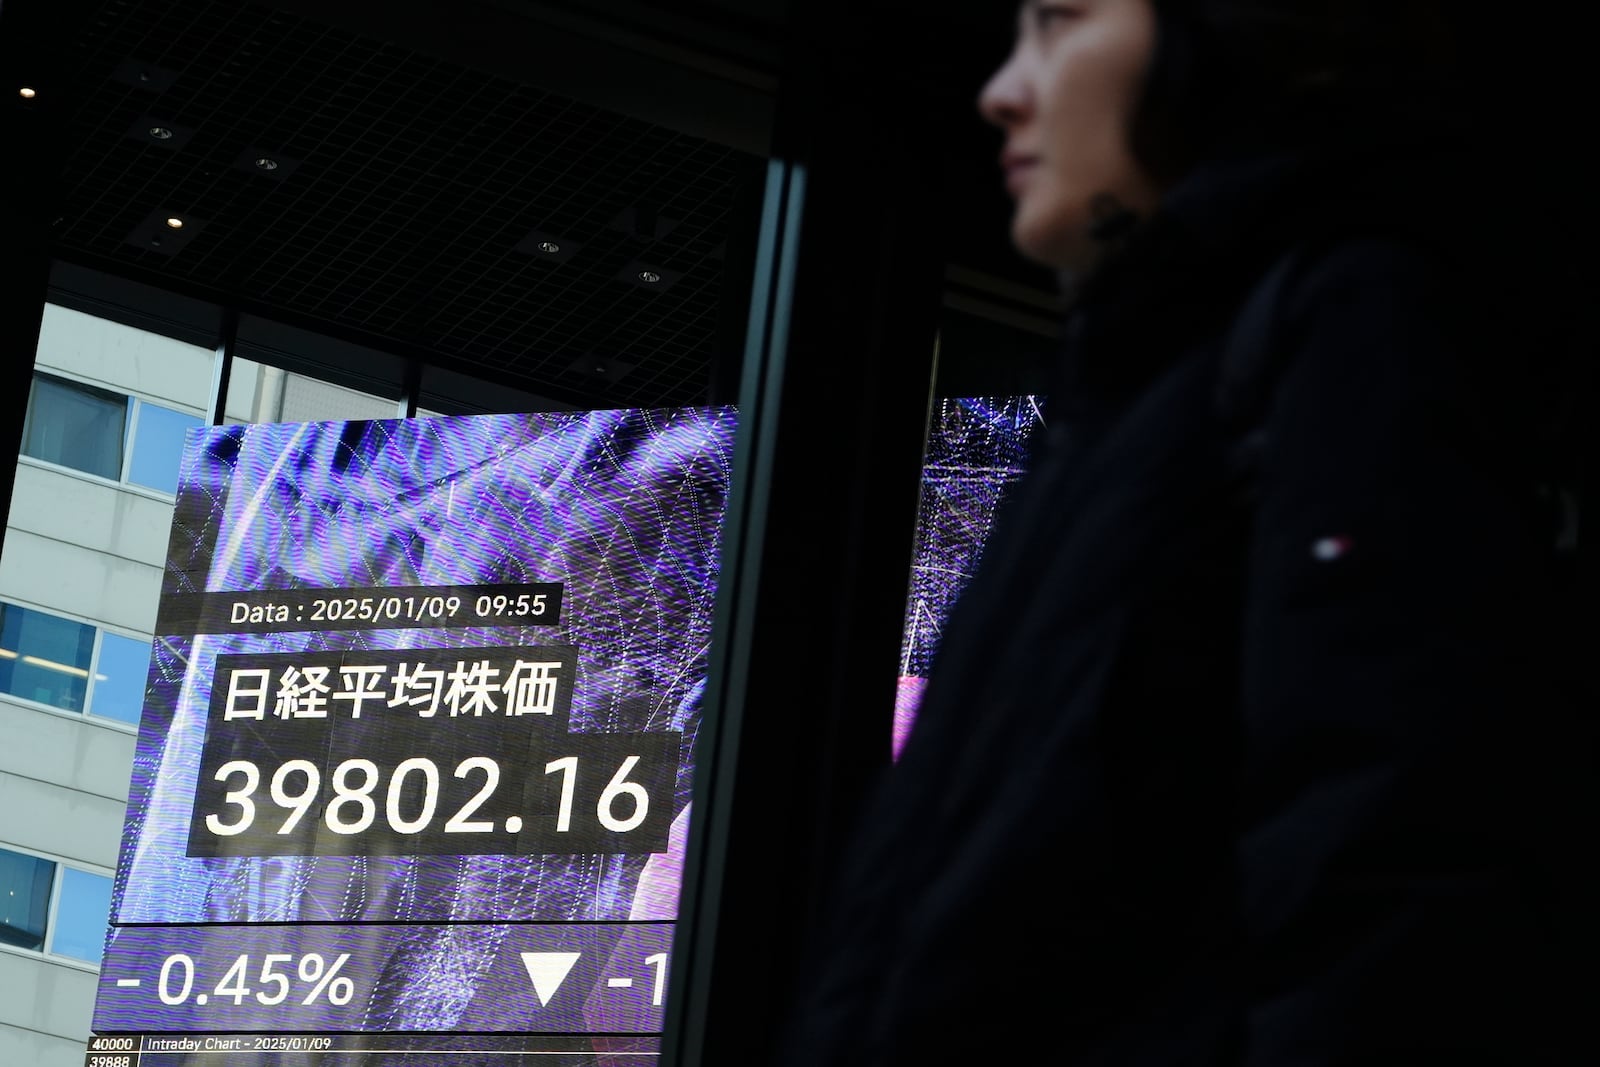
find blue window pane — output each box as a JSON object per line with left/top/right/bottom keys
{"left": 0, "top": 602, "right": 95, "bottom": 711}
{"left": 52, "top": 867, "right": 113, "bottom": 964}
{"left": 90, "top": 633, "right": 152, "bottom": 725}
{"left": 21, "top": 373, "right": 128, "bottom": 480}
{"left": 127, "top": 402, "right": 203, "bottom": 495}
{"left": 0, "top": 849, "right": 55, "bottom": 951}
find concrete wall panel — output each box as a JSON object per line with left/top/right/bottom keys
{"left": 0, "top": 771, "right": 124, "bottom": 870}
{"left": 0, "top": 700, "right": 136, "bottom": 804}
{"left": 36, "top": 304, "right": 212, "bottom": 412}
{"left": 0, "top": 530, "right": 162, "bottom": 634}
{"left": 0, "top": 953, "right": 98, "bottom": 1048}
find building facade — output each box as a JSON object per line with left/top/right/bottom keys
{"left": 2, "top": 305, "right": 206, "bottom": 1065}
{"left": 0, "top": 304, "right": 410, "bottom": 1065}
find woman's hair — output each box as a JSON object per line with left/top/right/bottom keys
{"left": 1130, "top": 0, "right": 1461, "bottom": 182}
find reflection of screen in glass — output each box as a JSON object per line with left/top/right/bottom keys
{"left": 91, "top": 406, "right": 736, "bottom": 1055}
{"left": 894, "top": 396, "right": 1044, "bottom": 759}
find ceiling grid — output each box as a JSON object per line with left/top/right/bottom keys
{"left": 52, "top": 0, "right": 758, "bottom": 407}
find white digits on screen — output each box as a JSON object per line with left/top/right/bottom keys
{"left": 205, "top": 761, "right": 259, "bottom": 836}
{"left": 598, "top": 755, "right": 649, "bottom": 832}
{"left": 269, "top": 760, "right": 320, "bottom": 833}
{"left": 443, "top": 756, "right": 498, "bottom": 832}
{"left": 545, "top": 756, "right": 578, "bottom": 832}
{"left": 543, "top": 754, "right": 650, "bottom": 833}
{"left": 385, "top": 757, "right": 440, "bottom": 833}
{"left": 325, "top": 758, "right": 379, "bottom": 834}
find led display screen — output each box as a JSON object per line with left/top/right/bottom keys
{"left": 86, "top": 407, "right": 736, "bottom": 1066}
{"left": 893, "top": 395, "right": 1044, "bottom": 756}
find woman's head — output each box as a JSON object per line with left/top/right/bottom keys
{"left": 979, "top": 1, "right": 1162, "bottom": 274}
{"left": 980, "top": 0, "right": 1459, "bottom": 273}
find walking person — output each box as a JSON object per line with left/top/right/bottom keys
{"left": 771, "top": 2, "right": 1592, "bottom": 1063}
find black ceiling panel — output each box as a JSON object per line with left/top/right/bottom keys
{"left": 49, "top": 0, "right": 764, "bottom": 408}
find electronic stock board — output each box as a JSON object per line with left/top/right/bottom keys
{"left": 86, "top": 407, "right": 736, "bottom": 1066}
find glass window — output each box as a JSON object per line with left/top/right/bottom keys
{"left": 51, "top": 867, "right": 113, "bottom": 964}
{"left": 0, "top": 848, "right": 55, "bottom": 952}
{"left": 21, "top": 372, "right": 128, "bottom": 480}
{"left": 0, "top": 602, "right": 96, "bottom": 711}
{"left": 225, "top": 358, "right": 401, "bottom": 424}
{"left": 90, "top": 632, "right": 152, "bottom": 726}
{"left": 127, "top": 402, "right": 203, "bottom": 495}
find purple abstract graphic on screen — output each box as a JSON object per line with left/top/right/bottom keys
{"left": 893, "top": 395, "right": 1044, "bottom": 758}
{"left": 96, "top": 406, "right": 735, "bottom": 1044}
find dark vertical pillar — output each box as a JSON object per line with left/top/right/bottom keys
{"left": 0, "top": 0, "right": 78, "bottom": 557}
{"left": 1574, "top": 350, "right": 1587, "bottom": 694}
{"left": 400, "top": 357, "right": 423, "bottom": 418}
{"left": 208, "top": 308, "right": 240, "bottom": 426}
{"left": 664, "top": 2, "right": 974, "bottom": 1064}
{"left": 706, "top": 154, "right": 769, "bottom": 407}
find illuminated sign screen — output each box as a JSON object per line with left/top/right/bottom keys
{"left": 893, "top": 395, "right": 1044, "bottom": 756}
{"left": 86, "top": 407, "right": 736, "bottom": 1065}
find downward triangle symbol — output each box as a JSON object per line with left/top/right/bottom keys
{"left": 520, "top": 952, "right": 581, "bottom": 1006}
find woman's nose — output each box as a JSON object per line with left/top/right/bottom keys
{"left": 978, "top": 53, "right": 1030, "bottom": 129}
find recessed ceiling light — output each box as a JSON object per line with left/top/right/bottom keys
{"left": 114, "top": 61, "right": 180, "bottom": 92}
{"left": 127, "top": 210, "right": 204, "bottom": 254}
{"left": 128, "top": 116, "right": 193, "bottom": 149}
{"left": 568, "top": 353, "right": 635, "bottom": 381}
{"left": 18, "top": 87, "right": 36, "bottom": 99}
{"left": 516, "top": 229, "right": 579, "bottom": 262}
{"left": 617, "top": 261, "right": 680, "bottom": 291}
{"left": 233, "top": 147, "right": 299, "bottom": 179}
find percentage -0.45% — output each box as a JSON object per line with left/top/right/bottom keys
{"left": 130, "top": 952, "right": 356, "bottom": 1008}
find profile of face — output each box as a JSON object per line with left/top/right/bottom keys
{"left": 979, "top": 0, "right": 1163, "bottom": 274}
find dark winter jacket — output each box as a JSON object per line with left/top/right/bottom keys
{"left": 773, "top": 124, "right": 1592, "bottom": 1066}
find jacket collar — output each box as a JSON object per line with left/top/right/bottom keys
{"left": 1053, "top": 107, "right": 1481, "bottom": 416}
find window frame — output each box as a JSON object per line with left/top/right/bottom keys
{"left": 20, "top": 368, "right": 206, "bottom": 500}
{"left": 0, "top": 597, "right": 96, "bottom": 713}
{"left": 19, "top": 370, "right": 128, "bottom": 482}
{"left": 0, "top": 597, "right": 151, "bottom": 731}
{"left": 0, "top": 843, "right": 112, "bottom": 970}
{"left": 85, "top": 627, "right": 153, "bottom": 728}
